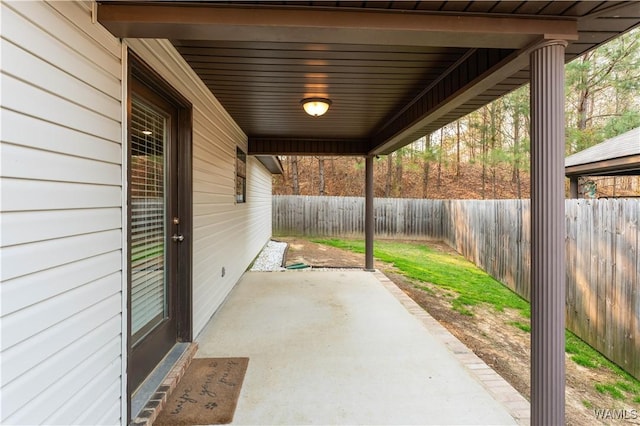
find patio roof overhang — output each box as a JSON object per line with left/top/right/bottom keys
{"left": 98, "top": 1, "right": 638, "bottom": 157}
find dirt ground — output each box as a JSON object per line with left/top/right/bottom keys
{"left": 276, "top": 236, "right": 639, "bottom": 426}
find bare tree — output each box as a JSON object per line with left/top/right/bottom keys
{"left": 385, "top": 154, "right": 393, "bottom": 197}
{"left": 456, "top": 120, "right": 461, "bottom": 177}
{"left": 317, "top": 156, "right": 325, "bottom": 195}
{"left": 481, "top": 107, "right": 488, "bottom": 199}
{"left": 395, "top": 149, "right": 404, "bottom": 196}
{"left": 437, "top": 127, "right": 444, "bottom": 188}
{"left": 291, "top": 155, "right": 300, "bottom": 195}
{"left": 422, "top": 134, "right": 432, "bottom": 198}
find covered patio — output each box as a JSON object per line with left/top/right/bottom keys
{"left": 196, "top": 270, "right": 528, "bottom": 425}
{"left": 96, "top": 2, "right": 640, "bottom": 424}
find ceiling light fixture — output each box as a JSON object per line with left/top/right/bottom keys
{"left": 301, "top": 97, "right": 332, "bottom": 117}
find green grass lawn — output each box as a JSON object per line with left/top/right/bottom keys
{"left": 313, "top": 238, "right": 530, "bottom": 316}
{"left": 313, "top": 237, "right": 640, "bottom": 404}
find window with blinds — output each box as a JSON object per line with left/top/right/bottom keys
{"left": 130, "top": 97, "right": 168, "bottom": 343}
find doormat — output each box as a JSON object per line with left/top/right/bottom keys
{"left": 154, "top": 357, "right": 249, "bottom": 425}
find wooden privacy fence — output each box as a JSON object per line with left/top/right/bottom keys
{"left": 273, "top": 195, "right": 640, "bottom": 380}
{"left": 273, "top": 195, "right": 446, "bottom": 238}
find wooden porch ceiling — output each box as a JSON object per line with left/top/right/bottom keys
{"left": 98, "top": 1, "right": 640, "bottom": 156}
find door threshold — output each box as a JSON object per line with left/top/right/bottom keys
{"left": 130, "top": 342, "right": 198, "bottom": 425}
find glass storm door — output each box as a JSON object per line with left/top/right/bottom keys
{"left": 129, "top": 83, "right": 179, "bottom": 392}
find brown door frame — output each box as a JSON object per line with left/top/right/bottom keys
{"left": 126, "top": 50, "right": 193, "bottom": 421}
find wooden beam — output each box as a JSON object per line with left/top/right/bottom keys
{"left": 97, "top": 3, "right": 577, "bottom": 49}
{"left": 248, "top": 137, "right": 369, "bottom": 156}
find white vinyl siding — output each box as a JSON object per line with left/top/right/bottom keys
{"left": 2, "top": 2, "right": 274, "bottom": 424}
{"left": 126, "top": 39, "right": 273, "bottom": 337}
{"left": 0, "top": 1, "right": 123, "bottom": 425}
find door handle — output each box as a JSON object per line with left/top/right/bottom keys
{"left": 172, "top": 234, "right": 185, "bottom": 242}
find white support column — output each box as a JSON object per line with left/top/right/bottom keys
{"left": 530, "top": 39, "right": 567, "bottom": 426}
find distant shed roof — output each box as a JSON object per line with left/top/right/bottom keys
{"left": 565, "top": 127, "right": 640, "bottom": 177}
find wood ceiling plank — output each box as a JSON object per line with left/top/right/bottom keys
{"left": 199, "top": 76, "right": 439, "bottom": 86}
{"left": 439, "top": 2, "right": 473, "bottom": 12}
{"left": 413, "top": 2, "right": 446, "bottom": 12}
{"left": 219, "top": 102, "right": 389, "bottom": 108}
{"left": 363, "top": 1, "right": 392, "bottom": 9}
{"left": 465, "top": 2, "right": 500, "bottom": 13}
{"left": 210, "top": 90, "right": 416, "bottom": 99}
{"left": 388, "top": 2, "right": 419, "bottom": 10}
{"left": 336, "top": 2, "right": 366, "bottom": 8}
{"left": 172, "top": 39, "right": 465, "bottom": 54}
{"left": 189, "top": 68, "right": 446, "bottom": 78}
{"left": 187, "top": 63, "right": 444, "bottom": 74}
{"left": 487, "top": 1, "right": 526, "bottom": 14}
{"left": 174, "top": 46, "right": 463, "bottom": 61}
{"left": 538, "top": 1, "right": 576, "bottom": 16}
{"left": 178, "top": 56, "right": 459, "bottom": 69}
{"left": 217, "top": 96, "right": 409, "bottom": 104}
{"left": 208, "top": 84, "right": 417, "bottom": 92}
{"left": 554, "top": 1, "right": 609, "bottom": 17}
{"left": 513, "top": 1, "right": 554, "bottom": 15}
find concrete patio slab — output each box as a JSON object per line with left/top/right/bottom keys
{"left": 196, "top": 270, "right": 525, "bottom": 425}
